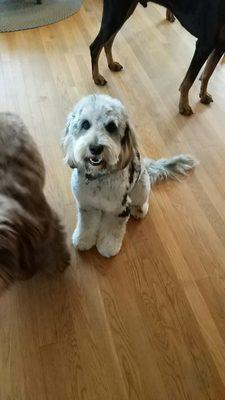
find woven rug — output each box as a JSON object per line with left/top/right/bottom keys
{"left": 0, "top": 0, "right": 83, "bottom": 32}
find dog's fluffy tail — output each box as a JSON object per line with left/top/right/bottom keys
{"left": 144, "top": 154, "right": 198, "bottom": 185}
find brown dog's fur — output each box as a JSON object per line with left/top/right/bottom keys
{"left": 0, "top": 113, "right": 70, "bottom": 292}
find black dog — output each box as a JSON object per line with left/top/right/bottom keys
{"left": 90, "top": 1, "right": 225, "bottom": 115}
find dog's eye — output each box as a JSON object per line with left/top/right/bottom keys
{"left": 81, "top": 120, "right": 91, "bottom": 130}
{"left": 105, "top": 121, "right": 117, "bottom": 133}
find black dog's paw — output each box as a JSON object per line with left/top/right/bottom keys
{"left": 94, "top": 75, "right": 107, "bottom": 86}
{"left": 109, "top": 62, "right": 123, "bottom": 72}
{"left": 179, "top": 104, "right": 193, "bottom": 116}
{"left": 200, "top": 93, "right": 213, "bottom": 105}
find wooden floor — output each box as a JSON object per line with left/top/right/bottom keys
{"left": 1, "top": 1, "right": 225, "bottom": 399}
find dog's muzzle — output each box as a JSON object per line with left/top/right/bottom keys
{"left": 88, "top": 144, "right": 104, "bottom": 166}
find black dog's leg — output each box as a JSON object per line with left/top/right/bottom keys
{"left": 200, "top": 28, "right": 225, "bottom": 105}
{"left": 104, "top": 2, "right": 139, "bottom": 73}
{"left": 199, "top": 46, "right": 224, "bottom": 105}
{"left": 104, "top": 33, "right": 124, "bottom": 72}
{"left": 179, "top": 40, "right": 214, "bottom": 115}
{"left": 90, "top": 29, "right": 109, "bottom": 86}
{"left": 90, "top": 1, "right": 138, "bottom": 85}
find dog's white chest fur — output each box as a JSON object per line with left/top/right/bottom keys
{"left": 71, "top": 165, "right": 137, "bottom": 214}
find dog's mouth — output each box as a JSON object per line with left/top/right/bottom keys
{"left": 88, "top": 156, "right": 104, "bottom": 166}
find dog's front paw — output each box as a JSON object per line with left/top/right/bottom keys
{"left": 108, "top": 61, "right": 123, "bottom": 72}
{"left": 72, "top": 229, "right": 96, "bottom": 251}
{"left": 200, "top": 92, "right": 213, "bottom": 105}
{"left": 179, "top": 103, "right": 193, "bottom": 116}
{"left": 97, "top": 237, "right": 122, "bottom": 258}
{"left": 93, "top": 74, "right": 107, "bottom": 86}
{"left": 131, "top": 202, "right": 149, "bottom": 219}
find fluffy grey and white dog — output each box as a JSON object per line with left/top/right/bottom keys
{"left": 62, "top": 94, "right": 197, "bottom": 258}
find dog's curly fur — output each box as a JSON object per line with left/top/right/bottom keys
{"left": 0, "top": 113, "right": 70, "bottom": 292}
{"left": 62, "top": 94, "right": 197, "bottom": 258}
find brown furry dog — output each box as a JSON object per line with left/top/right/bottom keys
{"left": 0, "top": 113, "right": 70, "bottom": 292}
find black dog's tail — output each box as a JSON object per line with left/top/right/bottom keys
{"left": 144, "top": 154, "right": 198, "bottom": 185}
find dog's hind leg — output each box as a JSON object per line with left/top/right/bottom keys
{"left": 179, "top": 40, "right": 215, "bottom": 115}
{"left": 200, "top": 43, "right": 225, "bottom": 105}
{"left": 90, "top": 0, "right": 138, "bottom": 85}
{"left": 130, "top": 168, "right": 150, "bottom": 219}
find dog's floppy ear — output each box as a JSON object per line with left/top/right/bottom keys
{"left": 61, "top": 112, "right": 77, "bottom": 169}
{"left": 0, "top": 248, "right": 20, "bottom": 292}
{"left": 0, "top": 227, "right": 20, "bottom": 293}
{"left": 119, "top": 123, "right": 138, "bottom": 169}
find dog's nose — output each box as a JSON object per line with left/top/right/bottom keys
{"left": 89, "top": 144, "right": 103, "bottom": 155}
